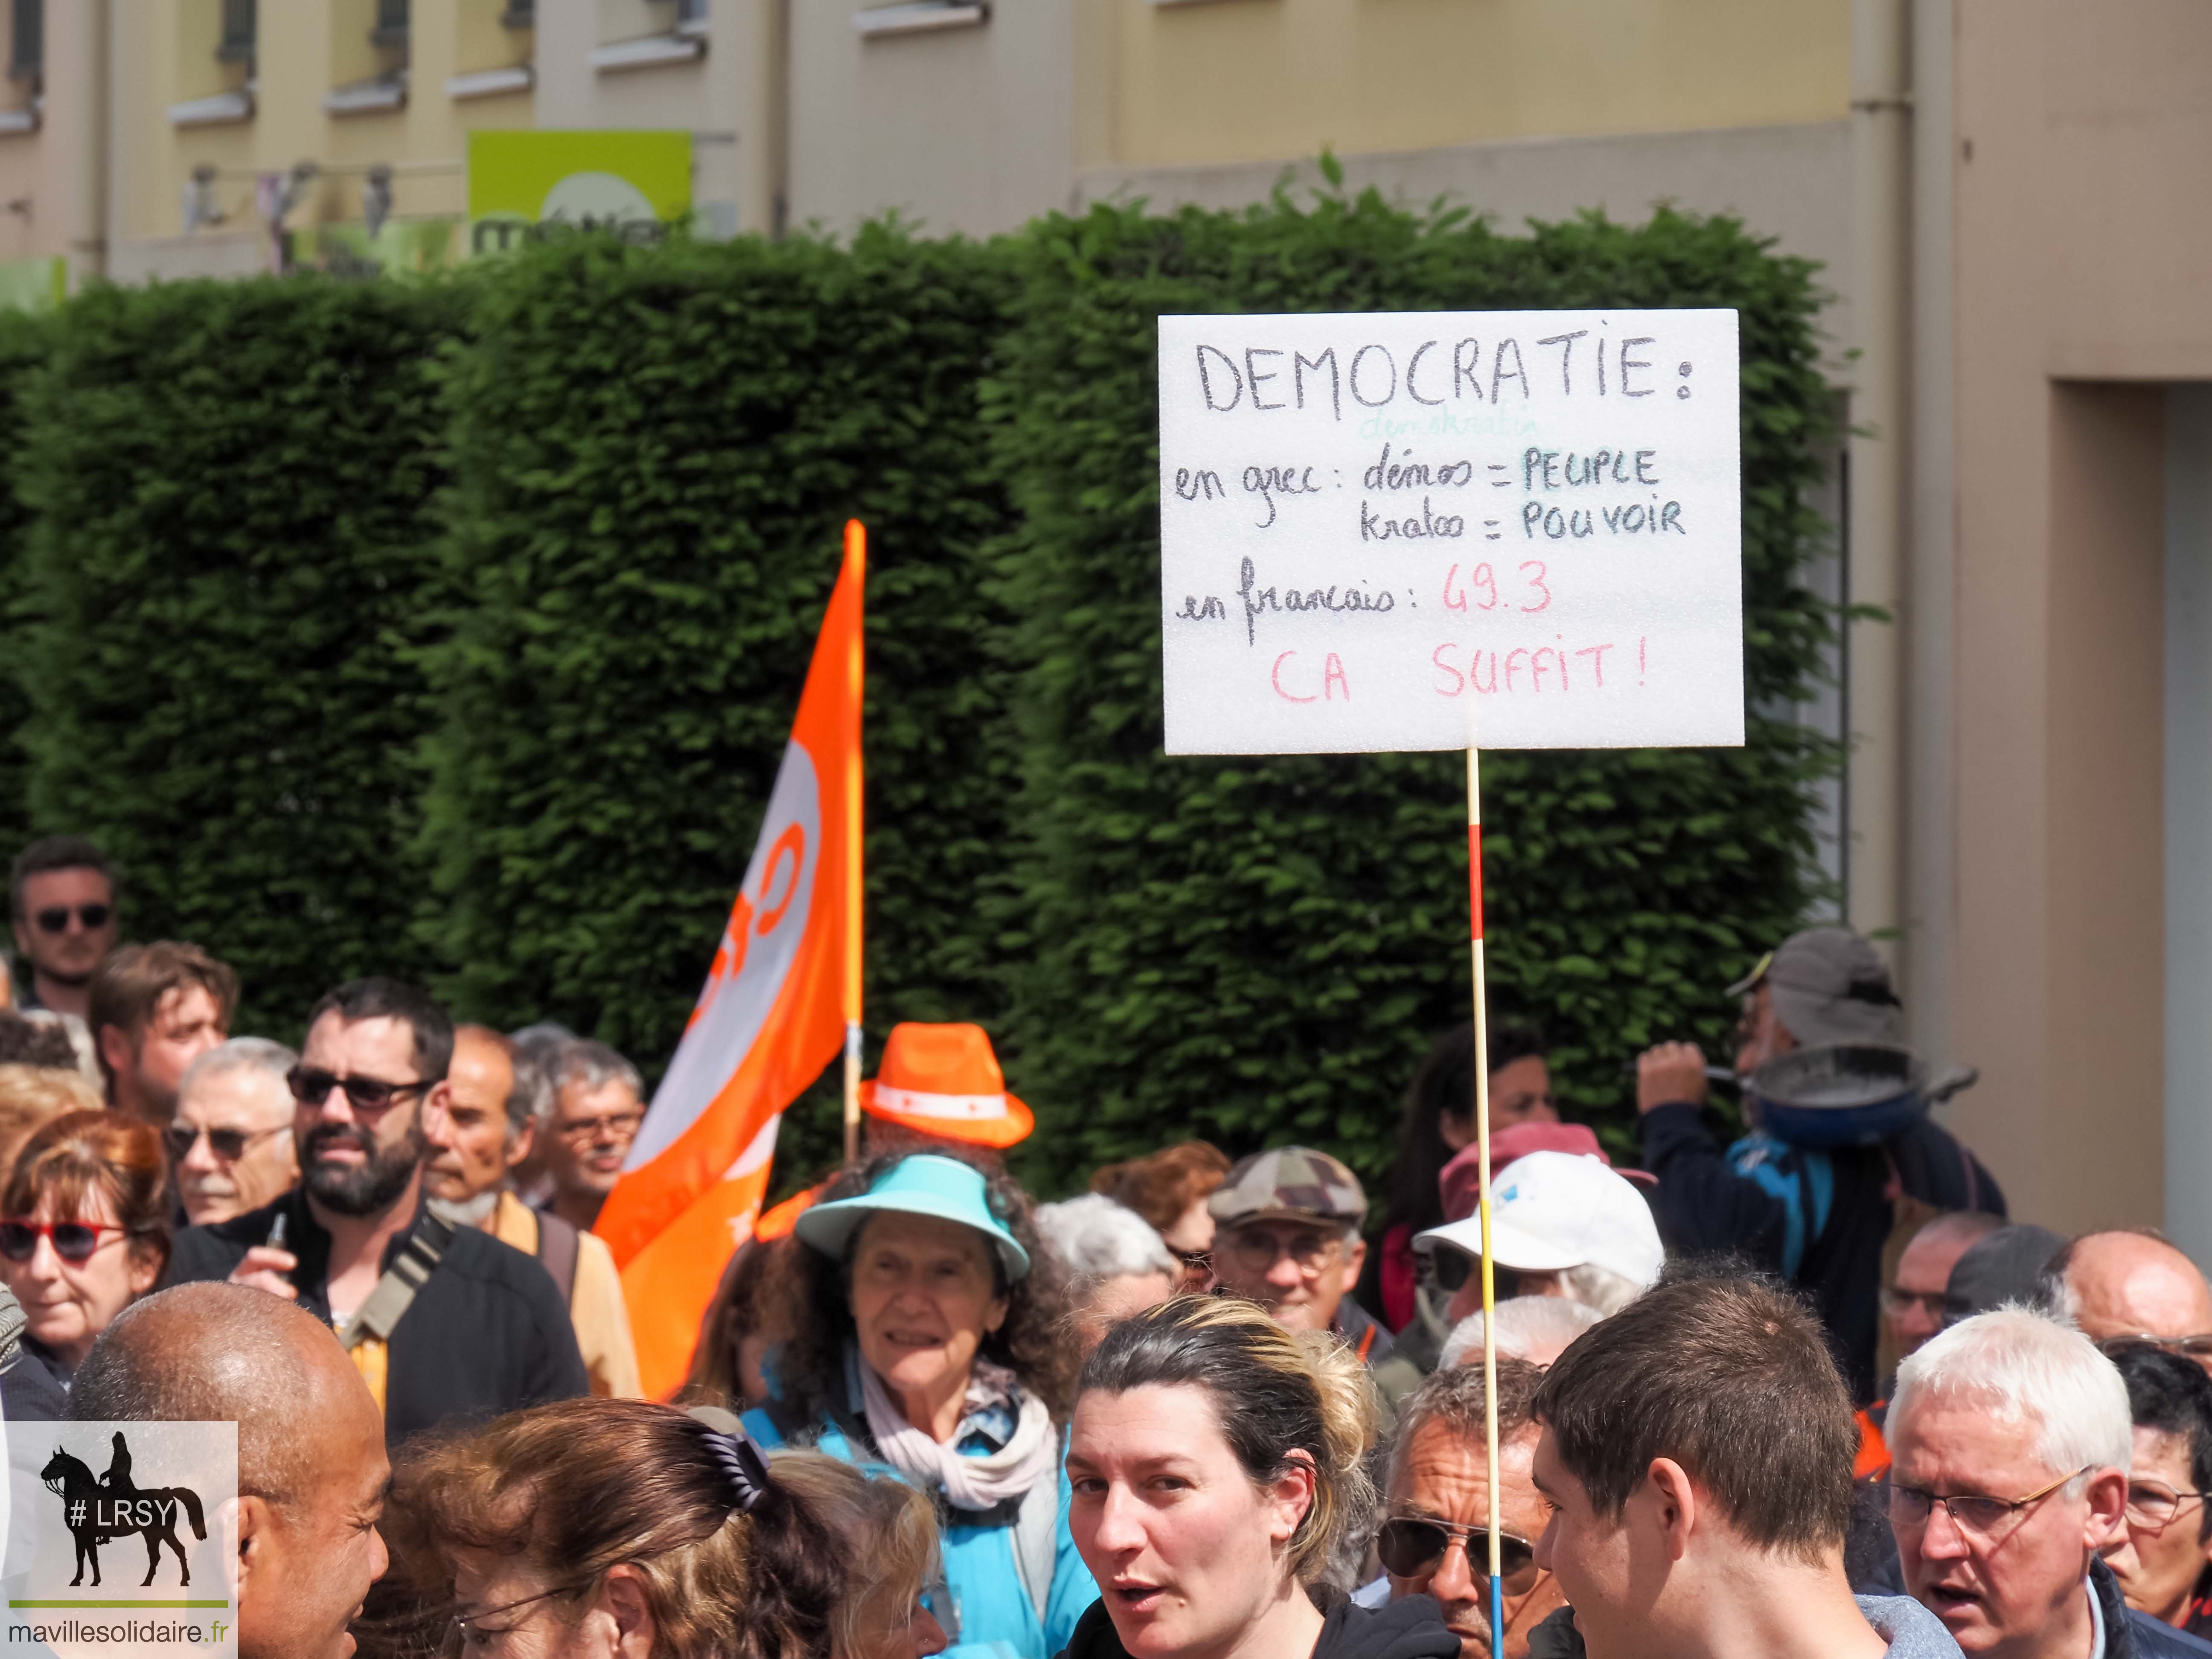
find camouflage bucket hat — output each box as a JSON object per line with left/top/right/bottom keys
{"left": 1207, "top": 1146, "right": 1368, "bottom": 1228}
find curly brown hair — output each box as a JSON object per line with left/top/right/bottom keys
{"left": 776, "top": 1148, "right": 1076, "bottom": 1426}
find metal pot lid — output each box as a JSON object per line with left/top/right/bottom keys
{"left": 1745, "top": 1043, "right": 1929, "bottom": 1111}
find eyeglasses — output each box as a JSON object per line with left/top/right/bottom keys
{"left": 2097, "top": 1333, "right": 2212, "bottom": 1361}
{"left": 0, "top": 1220, "right": 126, "bottom": 1264}
{"left": 1221, "top": 1228, "right": 1344, "bottom": 1275}
{"left": 1880, "top": 1286, "right": 1948, "bottom": 1322}
{"left": 442, "top": 1583, "right": 587, "bottom": 1654}
{"left": 1377, "top": 1515, "right": 1538, "bottom": 1587}
{"left": 1888, "top": 1465, "right": 2092, "bottom": 1541}
{"left": 163, "top": 1122, "right": 291, "bottom": 1163}
{"left": 31, "top": 903, "right": 110, "bottom": 935}
{"left": 1424, "top": 1246, "right": 1521, "bottom": 1301}
{"left": 552, "top": 1109, "right": 644, "bottom": 1143}
{"left": 2126, "top": 1480, "right": 2212, "bottom": 1533}
{"left": 287, "top": 1065, "right": 431, "bottom": 1115}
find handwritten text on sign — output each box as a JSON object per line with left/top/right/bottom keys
{"left": 1158, "top": 310, "right": 1743, "bottom": 754}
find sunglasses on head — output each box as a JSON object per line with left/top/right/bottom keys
{"left": 1376, "top": 1516, "right": 1537, "bottom": 1583}
{"left": 286, "top": 1065, "right": 430, "bottom": 1114}
{"left": 31, "top": 903, "right": 110, "bottom": 935}
{"left": 0, "top": 1220, "right": 125, "bottom": 1263}
{"left": 163, "top": 1122, "right": 290, "bottom": 1163}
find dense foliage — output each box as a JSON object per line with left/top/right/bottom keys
{"left": 9, "top": 280, "right": 457, "bottom": 1033}
{"left": 984, "top": 191, "right": 1835, "bottom": 1193}
{"left": 0, "top": 187, "right": 1834, "bottom": 1202}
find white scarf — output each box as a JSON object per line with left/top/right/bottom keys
{"left": 853, "top": 1349, "right": 1058, "bottom": 1512}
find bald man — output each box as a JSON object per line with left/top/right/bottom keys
{"left": 69, "top": 1284, "right": 390, "bottom": 1659}
{"left": 2046, "top": 1231, "right": 2212, "bottom": 1372}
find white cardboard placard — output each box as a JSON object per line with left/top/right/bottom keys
{"left": 1157, "top": 309, "right": 1743, "bottom": 754}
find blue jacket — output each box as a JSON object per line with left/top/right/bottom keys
{"left": 744, "top": 1402, "right": 1098, "bottom": 1659}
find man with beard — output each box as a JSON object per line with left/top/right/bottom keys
{"left": 164, "top": 977, "right": 586, "bottom": 1450}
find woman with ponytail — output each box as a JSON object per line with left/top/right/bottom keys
{"left": 1060, "top": 1297, "right": 1456, "bottom": 1659}
{"left": 390, "top": 1396, "right": 943, "bottom": 1659}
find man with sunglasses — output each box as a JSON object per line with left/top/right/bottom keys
{"left": 165, "top": 976, "right": 588, "bottom": 1451}
{"left": 1381, "top": 1355, "right": 1563, "bottom": 1659}
{"left": 2103, "top": 1343, "right": 2212, "bottom": 1639}
{"left": 1886, "top": 1306, "right": 2212, "bottom": 1659}
{"left": 171, "top": 1037, "right": 301, "bottom": 1226}
{"left": 1529, "top": 1275, "right": 1958, "bottom": 1659}
{"left": 7, "top": 834, "right": 117, "bottom": 1022}
{"left": 1207, "top": 1146, "right": 1424, "bottom": 1428}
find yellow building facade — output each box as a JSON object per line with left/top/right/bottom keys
{"left": 105, "top": 0, "right": 538, "bottom": 281}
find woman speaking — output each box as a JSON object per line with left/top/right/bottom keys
{"left": 1059, "top": 1297, "right": 1457, "bottom": 1659}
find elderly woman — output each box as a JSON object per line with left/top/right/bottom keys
{"left": 1036, "top": 1194, "right": 1181, "bottom": 1356}
{"left": 0, "top": 1109, "right": 169, "bottom": 1396}
{"left": 745, "top": 1150, "right": 1095, "bottom": 1659}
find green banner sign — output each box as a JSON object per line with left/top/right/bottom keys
{"left": 466, "top": 130, "right": 692, "bottom": 258}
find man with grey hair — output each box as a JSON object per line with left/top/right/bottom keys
{"left": 168, "top": 1036, "right": 300, "bottom": 1225}
{"left": 539, "top": 1038, "right": 645, "bottom": 1233}
{"left": 426, "top": 1025, "right": 640, "bottom": 1397}
{"left": 1886, "top": 1305, "right": 2212, "bottom": 1659}
{"left": 1037, "top": 1192, "right": 1179, "bottom": 1354}
{"left": 1378, "top": 1355, "right": 1562, "bottom": 1659}
{"left": 70, "top": 1283, "right": 390, "bottom": 1659}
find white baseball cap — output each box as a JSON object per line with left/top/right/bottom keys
{"left": 1413, "top": 1150, "right": 1665, "bottom": 1288}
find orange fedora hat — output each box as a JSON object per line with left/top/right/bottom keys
{"left": 859, "top": 1022, "right": 1034, "bottom": 1150}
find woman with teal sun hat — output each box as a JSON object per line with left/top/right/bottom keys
{"left": 744, "top": 1148, "right": 1098, "bottom": 1659}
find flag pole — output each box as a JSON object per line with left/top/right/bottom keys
{"left": 1467, "top": 737, "right": 1503, "bottom": 1659}
{"left": 842, "top": 520, "right": 867, "bottom": 1166}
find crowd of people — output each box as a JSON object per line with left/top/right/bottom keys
{"left": 3, "top": 832, "right": 2210, "bottom": 1659}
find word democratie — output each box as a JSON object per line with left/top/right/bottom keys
{"left": 1154, "top": 309, "right": 1742, "bottom": 754}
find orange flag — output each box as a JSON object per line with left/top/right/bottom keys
{"left": 597, "top": 523, "right": 866, "bottom": 1398}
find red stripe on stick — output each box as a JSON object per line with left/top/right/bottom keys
{"left": 1468, "top": 825, "right": 1484, "bottom": 941}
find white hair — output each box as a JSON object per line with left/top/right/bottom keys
{"left": 1440, "top": 1295, "right": 1604, "bottom": 1368}
{"left": 1036, "top": 1193, "right": 1177, "bottom": 1281}
{"left": 1559, "top": 1261, "right": 1646, "bottom": 1317}
{"left": 1889, "top": 1304, "right": 2133, "bottom": 1480}
{"left": 178, "top": 1036, "right": 299, "bottom": 1114}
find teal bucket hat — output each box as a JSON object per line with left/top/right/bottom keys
{"left": 793, "top": 1154, "right": 1032, "bottom": 1283}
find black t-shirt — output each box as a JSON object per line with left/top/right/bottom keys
{"left": 163, "top": 1187, "right": 588, "bottom": 1453}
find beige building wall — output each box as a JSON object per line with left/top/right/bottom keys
{"left": 1927, "top": 0, "right": 2212, "bottom": 1239}
{"left": 0, "top": 0, "right": 106, "bottom": 288}
{"left": 109, "top": 0, "right": 537, "bottom": 282}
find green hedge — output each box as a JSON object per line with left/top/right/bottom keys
{"left": 11, "top": 279, "right": 459, "bottom": 1033}
{"left": 986, "top": 192, "right": 1835, "bottom": 1194}
{"left": 414, "top": 228, "right": 1019, "bottom": 1182}
{"left": 0, "top": 189, "right": 1834, "bottom": 1204}
{"left": 0, "top": 311, "right": 48, "bottom": 869}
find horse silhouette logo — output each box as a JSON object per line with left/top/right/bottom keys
{"left": 41, "top": 1432, "right": 207, "bottom": 1588}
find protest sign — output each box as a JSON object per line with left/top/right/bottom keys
{"left": 0, "top": 1420, "right": 236, "bottom": 1658}
{"left": 1158, "top": 309, "right": 1742, "bottom": 754}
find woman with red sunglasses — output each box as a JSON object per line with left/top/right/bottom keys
{"left": 0, "top": 1110, "right": 169, "bottom": 1396}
